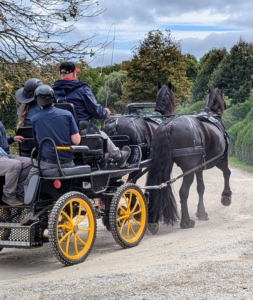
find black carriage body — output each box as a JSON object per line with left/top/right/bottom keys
{"left": 0, "top": 144, "right": 149, "bottom": 250}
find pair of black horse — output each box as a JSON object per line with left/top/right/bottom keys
{"left": 103, "top": 83, "right": 232, "bottom": 234}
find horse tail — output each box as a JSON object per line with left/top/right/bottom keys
{"left": 146, "top": 122, "right": 179, "bottom": 225}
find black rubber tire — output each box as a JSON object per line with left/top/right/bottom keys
{"left": 48, "top": 191, "right": 97, "bottom": 266}
{"left": 109, "top": 183, "right": 147, "bottom": 248}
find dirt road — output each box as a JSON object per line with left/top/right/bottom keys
{"left": 1, "top": 166, "right": 253, "bottom": 299}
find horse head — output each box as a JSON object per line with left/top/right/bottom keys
{"left": 203, "top": 88, "right": 226, "bottom": 116}
{"left": 154, "top": 82, "right": 175, "bottom": 115}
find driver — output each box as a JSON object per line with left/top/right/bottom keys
{"left": 53, "top": 61, "right": 131, "bottom": 168}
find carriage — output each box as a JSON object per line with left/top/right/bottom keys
{"left": 0, "top": 103, "right": 151, "bottom": 266}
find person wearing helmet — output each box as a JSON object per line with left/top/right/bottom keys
{"left": 21, "top": 84, "right": 81, "bottom": 224}
{"left": 15, "top": 78, "right": 43, "bottom": 156}
{"left": 53, "top": 61, "right": 131, "bottom": 168}
{"left": 24, "top": 84, "right": 80, "bottom": 180}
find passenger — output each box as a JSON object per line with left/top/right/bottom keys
{"left": 16, "top": 78, "right": 43, "bottom": 127}
{"left": 53, "top": 61, "right": 131, "bottom": 168}
{"left": 24, "top": 84, "right": 81, "bottom": 182}
{"left": 21, "top": 84, "right": 81, "bottom": 225}
{"left": 15, "top": 78, "right": 43, "bottom": 156}
{"left": 0, "top": 121, "right": 32, "bottom": 206}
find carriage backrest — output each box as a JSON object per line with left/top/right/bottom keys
{"left": 54, "top": 103, "right": 78, "bottom": 124}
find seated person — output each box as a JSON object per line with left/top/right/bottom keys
{"left": 24, "top": 84, "right": 81, "bottom": 184}
{"left": 53, "top": 61, "right": 131, "bottom": 168}
{"left": 16, "top": 78, "right": 43, "bottom": 127}
{"left": 21, "top": 84, "right": 81, "bottom": 225}
{"left": 0, "top": 121, "right": 32, "bottom": 206}
{"left": 15, "top": 78, "right": 43, "bottom": 156}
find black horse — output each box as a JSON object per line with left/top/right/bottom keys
{"left": 146, "top": 88, "right": 232, "bottom": 233}
{"left": 102, "top": 82, "right": 176, "bottom": 183}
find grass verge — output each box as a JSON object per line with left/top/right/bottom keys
{"left": 229, "top": 157, "right": 253, "bottom": 174}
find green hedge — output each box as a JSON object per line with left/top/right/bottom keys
{"left": 228, "top": 107, "right": 253, "bottom": 164}
{"left": 0, "top": 97, "right": 18, "bottom": 130}
{"left": 175, "top": 100, "right": 204, "bottom": 114}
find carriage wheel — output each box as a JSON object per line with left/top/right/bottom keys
{"left": 109, "top": 183, "right": 147, "bottom": 248}
{"left": 48, "top": 191, "right": 97, "bottom": 266}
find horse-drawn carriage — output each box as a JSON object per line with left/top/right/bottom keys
{"left": 0, "top": 103, "right": 150, "bottom": 266}
{"left": 0, "top": 83, "right": 232, "bottom": 266}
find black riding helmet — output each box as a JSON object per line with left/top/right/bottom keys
{"left": 34, "top": 84, "right": 55, "bottom": 107}
{"left": 15, "top": 78, "right": 43, "bottom": 104}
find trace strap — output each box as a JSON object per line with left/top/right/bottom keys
{"left": 140, "top": 150, "right": 224, "bottom": 190}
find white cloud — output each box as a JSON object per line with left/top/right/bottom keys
{"left": 71, "top": 0, "right": 253, "bottom": 67}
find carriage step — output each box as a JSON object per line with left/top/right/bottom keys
{"left": 0, "top": 221, "right": 43, "bottom": 248}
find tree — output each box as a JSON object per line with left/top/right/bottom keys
{"left": 121, "top": 29, "right": 192, "bottom": 104}
{"left": 97, "top": 70, "right": 128, "bottom": 113}
{"left": 191, "top": 48, "right": 227, "bottom": 102}
{"left": 0, "top": 0, "right": 105, "bottom": 64}
{"left": 210, "top": 40, "right": 253, "bottom": 104}
{"left": 184, "top": 53, "right": 199, "bottom": 83}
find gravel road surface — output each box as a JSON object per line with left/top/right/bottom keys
{"left": 1, "top": 165, "right": 253, "bottom": 300}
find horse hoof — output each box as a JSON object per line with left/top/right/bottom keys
{"left": 148, "top": 222, "right": 159, "bottom": 235}
{"left": 221, "top": 196, "right": 231, "bottom": 206}
{"left": 180, "top": 219, "right": 195, "bottom": 229}
{"left": 195, "top": 212, "right": 209, "bottom": 221}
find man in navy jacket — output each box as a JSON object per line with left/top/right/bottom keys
{"left": 53, "top": 62, "right": 131, "bottom": 168}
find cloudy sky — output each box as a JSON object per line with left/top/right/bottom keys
{"left": 76, "top": 0, "right": 253, "bottom": 67}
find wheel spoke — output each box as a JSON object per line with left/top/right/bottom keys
{"left": 69, "top": 201, "right": 73, "bottom": 220}
{"left": 75, "top": 212, "right": 88, "bottom": 225}
{"left": 75, "top": 203, "right": 83, "bottom": 224}
{"left": 132, "top": 217, "right": 141, "bottom": 226}
{"left": 58, "top": 224, "right": 71, "bottom": 230}
{"left": 130, "top": 199, "right": 139, "bottom": 212}
{"left": 65, "top": 233, "right": 71, "bottom": 255}
{"left": 76, "top": 233, "right": 87, "bottom": 246}
{"left": 61, "top": 210, "right": 72, "bottom": 223}
{"left": 119, "top": 218, "right": 127, "bottom": 234}
{"left": 78, "top": 226, "right": 91, "bottom": 232}
{"left": 129, "top": 222, "right": 136, "bottom": 236}
{"left": 74, "top": 233, "right": 79, "bottom": 254}
{"left": 126, "top": 220, "right": 131, "bottom": 239}
{"left": 59, "top": 230, "right": 72, "bottom": 244}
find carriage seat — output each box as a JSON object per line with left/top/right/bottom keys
{"left": 41, "top": 165, "right": 91, "bottom": 177}
{"left": 78, "top": 121, "right": 106, "bottom": 164}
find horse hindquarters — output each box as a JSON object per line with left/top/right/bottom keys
{"left": 146, "top": 123, "right": 179, "bottom": 228}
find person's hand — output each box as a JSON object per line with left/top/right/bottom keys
{"left": 14, "top": 135, "right": 24, "bottom": 143}
{"left": 104, "top": 107, "right": 111, "bottom": 115}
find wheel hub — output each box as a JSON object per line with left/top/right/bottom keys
{"left": 73, "top": 224, "right": 79, "bottom": 233}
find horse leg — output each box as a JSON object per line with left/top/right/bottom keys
{"left": 179, "top": 172, "right": 196, "bottom": 229}
{"left": 195, "top": 171, "right": 209, "bottom": 221}
{"left": 216, "top": 157, "right": 232, "bottom": 206}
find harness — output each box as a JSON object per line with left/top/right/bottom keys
{"left": 140, "top": 113, "right": 229, "bottom": 190}
{"left": 105, "top": 116, "right": 153, "bottom": 150}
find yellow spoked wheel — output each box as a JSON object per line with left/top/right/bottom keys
{"left": 109, "top": 183, "right": 147, "bottom": 248}
{"left": 48, "top": 191, "right": 96, "bottom": 266}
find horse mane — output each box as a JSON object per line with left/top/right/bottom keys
{"left": 154, "top": 82, "right": 176, "bottom": 115}
{"left": 204, "top": 88, "right": 226, "bottom": 116}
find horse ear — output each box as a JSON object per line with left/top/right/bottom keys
{"left": 158, "top": 82, "right": 162, "bottom": 90}
{"left": 208, "top": 88, "right": 211, "bottom": 93}
{"left": 168, "top": 82, "right": 172, "bottom": 90}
